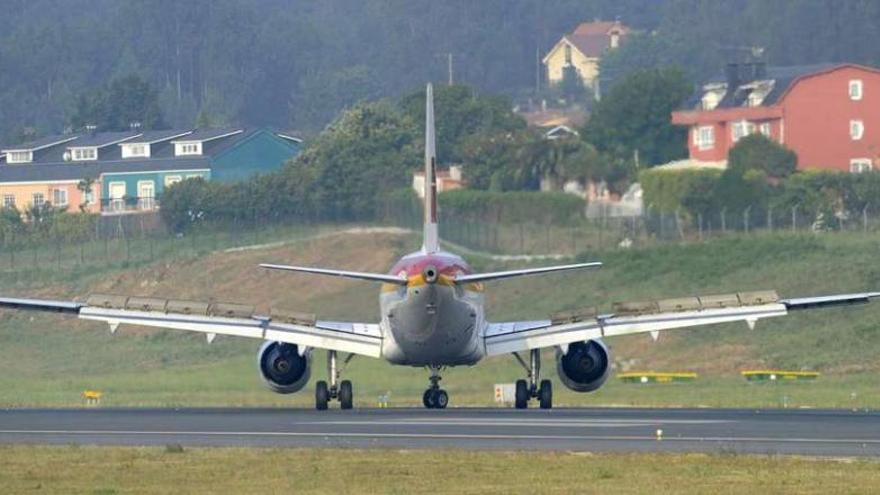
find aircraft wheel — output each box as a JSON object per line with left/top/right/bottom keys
{"left": 538, "top": 379, "right": 553, "bottom": 410}
{"left": 434, "top": 389, "right": 449, "bottom": 409}
{"left": 339, "top": 380, "right": 353, "bottom": 410}
{"left": 423, "top": 389, "right": 437, "bottom": 409}
{"left": 315, "top": 380, "right": 330, "bottom": 411}
{"left": 514, "top": 379, "right": 529, "bottom": 409}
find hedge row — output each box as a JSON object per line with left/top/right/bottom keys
{"left": 438, "top": 189, "right": 584, "bottom": 225}
{"left": 0, "top": 206, "right": 98, "bottom": 245}
{"left": 641, "top": 168, "right": 880, "bottom": 218}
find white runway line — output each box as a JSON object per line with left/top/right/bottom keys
{"left": 302, "top": 419, "right": 732, "bottom": 428}
{"left": 1, "top": 430, "right": 879, "bottom": 446}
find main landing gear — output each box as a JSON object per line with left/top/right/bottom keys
{"left": 512, "top": 349, "right": 552, "bottom": 409}
{"left": 315, "top": 350, "right": 355, "bottom": 410}
{"left": 422, "top": 365, "right": 449, "bottom": 409}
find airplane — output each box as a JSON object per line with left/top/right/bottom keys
{"left": 1, "top": 83, "right": 879, "bottom": 410}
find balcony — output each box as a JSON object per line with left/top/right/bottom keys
{"left": 101, "top": 196, "right": 159, "bottom": 215}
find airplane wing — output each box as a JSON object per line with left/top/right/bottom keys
{"left": 0, "top": 295, "right": 382, "bottom": 358}
{"left": 483, "top": 290, "right": 880, "bottom": 357}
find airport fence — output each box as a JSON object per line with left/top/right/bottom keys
{"left": 3, "top": 201, "right": 880, "bottom": 287}
{"left": 384, "top": 199, "right": 880, "bottom": 255}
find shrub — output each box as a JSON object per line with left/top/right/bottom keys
{"left": 728, "top": 134, "right": 797, "bottom": 178}
{"left": 639, "top": 168, "right": 723, "bottom": 214}
{"left": 439, "top": 190, "right": 583, "bottom": 225}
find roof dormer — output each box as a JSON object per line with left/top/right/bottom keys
{"left": 65, "top": 131, "right": 142, "bottom": 162}
{"left": 119, "top": 130, "right": 193, "bottom": 159}
{"left": 68, "top": 146, "right": 99, "bottom": 161}
{"left": 171, "top": 128, "right": 243, "bottom": 157}
{"left": 700, "top": 83, "right": 728, "bottom": 110}
{"left": 1, "top": 135, "right": 79, "bottom": 165}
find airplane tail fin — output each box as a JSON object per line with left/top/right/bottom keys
{"left": 422, "top": 83, "right": 440, "bottom": 253}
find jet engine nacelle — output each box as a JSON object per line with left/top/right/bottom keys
{"left": 257, "top": 341, "right": 311, "bottom": 394}
{"left": 556, "top": 340, "right": 610, "bottom": 393}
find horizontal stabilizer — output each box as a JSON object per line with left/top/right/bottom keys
{"left": 259, "top": 263, "right": 407, "bottom": 285}
{"left": 455, "top": 262, "right": 602, "bottom": 284}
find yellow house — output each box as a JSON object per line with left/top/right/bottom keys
{"left": 543, "top": 20, "right": 629, "bottom": 91}
{"left": 0, "top": 180, "right": 99, "bottom": 214}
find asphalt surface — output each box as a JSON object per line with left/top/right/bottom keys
{"left": 1, "top": 407, "right": 878, "bottom": 456}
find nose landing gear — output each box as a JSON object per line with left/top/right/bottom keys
{"left": 512, "top": 349, "right": 553, "bottom": 409}
{"left": 315, "top": 350, "right": 356, "bottom": 410}
{"left": 423, "top": 365, "right": 449, "bottom": 409}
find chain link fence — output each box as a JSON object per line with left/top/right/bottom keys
{"left": 3, "top": 201, "right": 880, "bottom": 287}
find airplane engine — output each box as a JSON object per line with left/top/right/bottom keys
{"left": 556, "top": 340, "right": 610, "bottom": 393}
{"left": 257, "top": 341, "right": 311, "bottom": 394}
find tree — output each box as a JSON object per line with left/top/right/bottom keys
{"left": 583, "top": 68, "right": 691, "bottom": 168}
{"left": 285, "top": 100, "right": 420, "bottom": 219}
{"left": 159, "top": 178, "right": 215, "bottom": 233}
{"left": 76, "top": 177, "right": 96, "bottom": 213}
{"left": 459, "top": 130, "right": 546, "bottom": 191}
{"left": 558, "top": 66, "right": 589, "bottom": 104}
{"left": 399, "top": 85, "right": 526, "bottom": 164}
{"left": 728, "top": 134, "right": 797, "bottom": 178}
{"left": 70, "top": 75, "right": 166, "bottom": 132}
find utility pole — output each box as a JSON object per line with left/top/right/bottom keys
{"left": 535, "top": 45, "right": 541, "bottom": 93}
{"left": 446, "top": 53, "right": 454, "bottom": 85}
{"left": 436, "top": 53, "right": 455, "bottom": 85}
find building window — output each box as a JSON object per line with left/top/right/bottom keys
{"left": 849, "top": 80, "right": 863, "bottom": 100}
{"left": 72, "top": 147, "right": 97, "bottom": 161}
{"left": 164, "top": 175, "right": 182, "bottom": 187}
{"left": 6, "top": 151, "right": 32, "bottom": 164}
{"left": 850, "top": 159, "right": 872, "bottom": 173}
{"left": 850, "top": 120, "right": 865, "bottom": 140}
{"left": 138, "top": 180, "right": 156, "bottom": 210}
{"left": 52, "top": 189, "right": 68, "bottom": 207}
{"left": 175, "top": 142, "right": 201, "bottom": 156}
{"left": 693, "top": 126, "right": 714, "bottom": 150}
{"left": 2, "top": 194, "right": 15, "bottom": 208}
{"left": 759, "top": 122, "right": 771, "bottom": 136}
{"left": 122, "top": 143, "right": 149, "bottom": 158}
{"left": 108, "top": 182, "right": 126, "bottom": 212}
{"left": 731, "top": 121, "right": 755, "bottom": 143}
{"left": 564, "top": 44, "right": 572, "bottom": 65}
{"left": 32, "top": 193, "right": 45, "bottom": 208}
{"left": 747, "top": 92, "right": 763, "bottom": 107}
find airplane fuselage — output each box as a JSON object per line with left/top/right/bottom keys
{"left": 379, "top": 250, "right": 486, "bottom": 366}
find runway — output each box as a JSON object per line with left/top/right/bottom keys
{"left": 1, "top": 407, "right": 878, "bottom": 456}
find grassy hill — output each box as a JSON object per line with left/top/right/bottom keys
{"left": 0, "top": 227, "right": 878, "bottom": 408}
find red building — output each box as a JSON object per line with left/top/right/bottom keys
{"left": 671, "top": 63, "right": 880, "bottom": 173}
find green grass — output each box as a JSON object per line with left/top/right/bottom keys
{"left": 0, "top": 222, "right": 339, "bottom": 288}
{"left": 1, "top": 446, "right": 878, "bottom": 494}
{"left": 1, "top": 226, "right": 880, "bottom": 408}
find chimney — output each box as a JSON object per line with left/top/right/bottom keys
{"left": 129, "top": 121, "right": 142, "bottom": 132}
{"left": 740, "top": 63, "right": 755, "bottom": 83}
{"left": 725, "top": 63, "right": 740, "bottom": 89}
{"left": 84, "top": 124, "right": 97, "bottom": 136}
{"left": 753, "top": 61, "right": 767, "bottom": 80}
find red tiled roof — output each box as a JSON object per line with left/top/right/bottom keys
{"left": 566, "top": 34, "right": 610, "bottom": 58}
{"left": 565, "top": 21, "right": 628, "bottom": 58}
{"left": 573, "top": 21, "right": 619, "bottom": 36}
